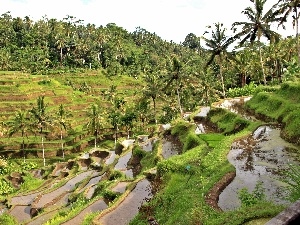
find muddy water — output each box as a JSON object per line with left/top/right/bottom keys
{"left": 114, "top": 150, "right": 133, "bottom": 178}
{"left": 161, "top": 134, "right": 182, "bottom": 159}
{"left": 213, "top": 96, "right": 256, "bottom": 121}
{"left": 97, "top": 178, "right": 153, "bottom": 225}
{"left": 33, "top": 170, "right": 96, "bottom": 209}
{"left": 9, "top": 205, "right": 31, "bottom": 223}
{"left": 218, "top": 125, "right": 300, "bottom": 211}
{"left": 105, "top": 150, "right": 116, "bottom": 165}
{"left": 62, "top": 199, "right": 107, "bottom": 225}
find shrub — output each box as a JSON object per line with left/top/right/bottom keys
{"left": 227, "top": 82, "right": 258, "bottom": 98}
{"left": 183, "top": 133, "right": 203, "bottom": 152}
{"left": 0, "top": 213, "right": 18, "bottom": 225}
{"left": 281, "top": 164, "right": 300, "bottom": 202}
{"left": 103, "top": 189, "right": 118, "bottom": 201}
{"left": 21, "top": 161, "right": 38, "bottom": 171}
{"left": 108, "top": 170, "right": 123, "bottom": 181}
{"left": 0, "top": 179, "right": 15, "bottom": 195}
{"left": 132, "top": 146, "right": 146, "bottom": 158}
{"left": 239, "top": 181, "right": 265, "bottom": 207}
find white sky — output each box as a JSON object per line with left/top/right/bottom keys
{"left": 1, "top": 0, "right": 296, "bottom": 43}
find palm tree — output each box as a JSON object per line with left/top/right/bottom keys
{"left": 142, "top": 72, "right": 164, "bottom": 123}
{"left": 232, "top": 0, "right": 281, "bottom": 85}
{"left": 120, "top": 106, "right": 136, "bottom": 139}
{"left": 84, "top": 104, "right": 104, "bottom": 149}
{"left": 163, "top": 54, "right": 196, "bottom": 114}
{"left": 233, "top": 47, "right": 253, "bottom": 87}
{"left": 108, "top": 97, "right": 125, "bottom": 147}
{"left": 30, "top": 96, "right": 51, "bottom": 166}
{"left": 8, "top": 110, "right": 29, "bottom": 162}
{"left": 54, "top": 104, "right": 72, "bottom": 159}
{"left": 273, "top": 0, "right": 300, "bottom": 62}
{"left": 202, "top": 23, "right": 236, "bottom": 98}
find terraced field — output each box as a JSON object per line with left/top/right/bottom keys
{"left": 0, "top": 71, "right": 144, "bottom": 163}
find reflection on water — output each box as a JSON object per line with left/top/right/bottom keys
{"left": 114, "top": 151, "right": 133, "bottom": 178}
{"left": 97, "top": 179, "right": 153, "bottom": 225}
{"left": 161, "top": 134, "right": 182, "bottom": 159}
{"left": 62, "top": 200, "right": 107, "bottom": 225}
{"left": 218, "top": 125, "right": 300, "bottom": 211}
{"left": 213, "top": 97, "right": 256, "bottom": 120}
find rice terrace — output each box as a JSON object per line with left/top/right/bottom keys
{"left": 1, "top": 0, "right": 300, "bottom": 224}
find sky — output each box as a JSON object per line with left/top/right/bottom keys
{"left": 1, "top": 0, "right": 296, "bottom": 43}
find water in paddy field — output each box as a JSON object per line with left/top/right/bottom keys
{"left": 218, "top": 125, "right": 300, "bottom": 210}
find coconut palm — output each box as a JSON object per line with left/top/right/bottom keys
{"left": 232, "top": 0, "right": 281, "bottom": 85}
{"left": 202, "top": 22, "right": 236, "bottom": 98}
{"left": 142, "top": 72, "right": 164, "bottom": 123}
{"left": 163, "top": 54, "right": 197, "bottom": 114}
{"left": 84, "top": 104, "right": 105, "bottom": 149}
{"left": 108, "top": 97, "right": 125, "bottom": 147}
{"left": 30, "top": 96, "right": 52, "bottom": 166}
{"left": 273, "top": 0, "right": 300, "bottom": 62}
{"left": 54, "top": 104, "right": 72, "bottom": 159}
{"left": 8, "top": 110, "right": 30, "bottom": 162}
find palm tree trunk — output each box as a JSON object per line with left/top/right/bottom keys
{"left": 60, "top": 47, "right": 63, "bottom": 65}
{"left": 259, "top": 44, "right": 267, "bottom": 85}
{"left": 218, "top": 55, "right": 226, "bottom": 98}
{"left": 176, "top": 87, "right": 183, "bottom": 114}
{"left": 42, "top": 135, "right": 45, "bottom": 166}
{"left": 296, "top": 11, "right": 300, "bottom": 64}
{"left": 22, "top": 135, "right": 25, "bottom": 163}
{"left": 114, "top": 125, "right": 118, "bottom": 148}
{"left": 61, "top": 129, "right": 64, "bottom": 159}
{"left": 94, "top": 131, "right": 97, "bottom": 149}
{"left": 152, "top": 96, "right": 157, "bottom": 124}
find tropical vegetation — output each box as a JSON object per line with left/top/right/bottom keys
{"left": 0, "top": 0, "right": 300, "bottom": 224}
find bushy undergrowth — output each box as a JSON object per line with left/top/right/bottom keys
{"left": 227, "top": 82, "right": 278, "bottom": 98}
{"left": 0, "top": 214, "right": 17, "bottom": 225}
{"left": 207, "top": 108, "right": 250, "bottom": 135}
{"left": 227, "top": 82, "right": 258, "bottom": 98}
{"left": 246, "top": 82, "right": 300, "bottom": 145}
{"left": 281, "top": 164, "right": 300, "bottom": 202}
{"left": 239, "top": 181, "right": 265, "bottom": 207}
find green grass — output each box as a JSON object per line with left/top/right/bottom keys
{"left": 199, "top": 133, "right": 225, "bottom": 149}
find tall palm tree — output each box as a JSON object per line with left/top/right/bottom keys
{"left": 233, "top": 47, "right": 253, "bottom": 87}
{"left": 8, "top": 110, "right": 29, "bottom": 162}
{"left": 54, "top": 104, "right": 72, "bottom": 159}
{"left": 108, "top": 97, "right": 125, "bottom": 147}
{"left": 163, "top": 54, "right": 196, "bottom": 114}
{"left": 273, "top": 0, "right": 300, "bottom": 62}
{"left": 202, "top": 22, "right": 236, "bottom": 98}
{"left": 30, "top": 96, "right": 51, "bottom": 166}
{"left": 84, "top": 104, "right": 104, "bottom": 149}
{"left": 232, "top": 0, "right": 281, "bottom": 85}
{"left": 142, "top": 72, "right": 164, "bottom": 123}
